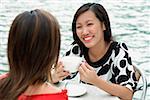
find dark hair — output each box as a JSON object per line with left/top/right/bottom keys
{"left": 72, "top": 3, "right": 112, "bottom": 49}
{"left": 0, "top": 9, "right": 60, "bottom": 100}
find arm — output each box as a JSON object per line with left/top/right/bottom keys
{"left": 92, "top": 74, "right": 133, "bottom": 100}
{"left": 79, "top": 62, "right": 133, "bottom": 100}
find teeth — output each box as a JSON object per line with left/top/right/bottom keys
{"left": 84, "top": 36, "right": 92, "bottom": 41}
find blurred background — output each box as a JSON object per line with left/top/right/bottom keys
{"left": 0, "top": 0, "right": 149, "bottom": 99}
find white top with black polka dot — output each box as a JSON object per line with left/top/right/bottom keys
{"left": 64, "top": 41, "right": 138, "bottom": 91}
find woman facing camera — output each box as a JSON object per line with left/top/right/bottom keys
{"left": 0, "top": 9, "right": 68, "bottom": 100}
{"left": 53, "top": 3, "right": 138, "bottom": 100}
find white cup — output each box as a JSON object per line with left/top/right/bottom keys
{"left": 61, "top": 56, "right": 82, "bottom": 73}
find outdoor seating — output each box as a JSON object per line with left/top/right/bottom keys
{"left": 133, "top": 64, "right": 148, "bottom": 100}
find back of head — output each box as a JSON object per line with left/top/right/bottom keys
{"left": 0, "top": 9, "right": 60, "bottom": 99}
{"left": 72, "top": 3, "right": 112, "bottom": 48}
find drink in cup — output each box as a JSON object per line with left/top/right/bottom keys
{"left": 61, "top": 56, "right": 82, "bottom": 73}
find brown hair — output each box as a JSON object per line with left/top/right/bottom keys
{"left": 0, "top": 9, "right": 60, "bottom": 100}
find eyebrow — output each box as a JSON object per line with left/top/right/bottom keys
{"left": 76, "top": 19, "right": 93, "bottom": 25}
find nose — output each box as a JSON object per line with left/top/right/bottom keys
{"left": 82, "top": 27, "right": 89, "bottom": 35}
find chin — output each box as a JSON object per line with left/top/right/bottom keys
{"left": 84, "top": 43, "right": 94, "bottom": 48}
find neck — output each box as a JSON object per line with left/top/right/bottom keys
{"left": 88, "top": 41, "right": 110, "bottom": 62}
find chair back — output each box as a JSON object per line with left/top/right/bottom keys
{"left": 133, "top": 65, "right": 147, "bottom": 100}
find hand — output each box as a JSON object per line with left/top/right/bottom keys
{"left": 78, "top": 62, "right": 99, "bottom": 84}
{"left": 51, "top": 61, "right": 70, "bottom": 83}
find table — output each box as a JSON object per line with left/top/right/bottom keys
{"left": 56, "top": 81, "right": 120, "bottom": 100}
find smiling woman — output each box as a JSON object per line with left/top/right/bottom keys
{"left": 76, "top": 10, "right": 106, "bottom": 49}
{"left": 52, "top": 3, "right": 138, "bottom": 100}
{"left": 0, "top": 0, "right": 149, "bottom": 100}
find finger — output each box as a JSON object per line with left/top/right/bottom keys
{"left": 58, "top": 57, "right": 61, "bottom": 62}
{"left": 79, "top": 74, "right": 83, "bottom": 81}
{"left": 57, "top": 61, "right": 64, "bottom": 68}
{"left": 80, "top": 62, "right": 88, "bottom": 72}
{"left": 57, "top": 71, "right": 69, "bottom": 77}
{"left": 78, "top": 64, "right": 86, "bottom": 76}
{"left": 78, "top": 68, "right": 86, "bottom": 82}
{"left": 78, "top": 67, "right": 83, "bottom": 81}
{"left": 84, "top": 62, "right": 94, "bottom": 70}
{"left": 56, "top": 63, "right": 64, "bottom": 73}
{"left": 59, "top": 72, "right": 70, "bottom": 80}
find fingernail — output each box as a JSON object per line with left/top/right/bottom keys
{"left": 81, "top": 62, "right": 84, "bottom": 65}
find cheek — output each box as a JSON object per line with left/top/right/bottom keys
{"left": 76, "top": 32, "right": 81, "bottom": 39}
{"left": 76, "top": 29, "right": 82, "bottom": 36}
{"left": 76, "top": 29, "right": 82, "bottom": 35}
{"left": 97, "top": 31, "right": 104, "bottom": 41}
{"left": 94, "top": 26, "right": 103, "bottom": 35}
{"left": 90, "top": 25, "right": 98, "bottom": 33}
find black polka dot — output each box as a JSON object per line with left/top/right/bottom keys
{"left": 110, "top": 74, "right": 116, "bottom": 83}
{"left": 122, "top": 83, "right": 127, "bottom": 86}
{"left": 79, "top": 53, "right": 83, "bottom": 57}
{"left": 72, "top": 46, "right": 79, "bottom": 54}
{"left": 122, "top": 43, "right": 128, "bottom": 50}
{"left": 65, "top": 51, "right": 71, "bottom": 56}
{"left": 120, "top": 60, "right": 126, "bottom": 68}
{"left": 117, "top": 75, "right": 129, "bottom": 84}
{"left": 128, "top": 57, "right": 132, "bottom": 65}
{"left": 124, "top": 52, "right": 132, "bottom": 65}
{"left": 133, "top": 82, "right": 137, "bottom": 90}
{"left": 124, "top": 52, "right": 129, "bottom": 59}
{"left": 112, "top": 65, "right": 120, "bottom": 76}
{"left": 109, "top": 58, "right": 113, "bottom": 65}
{"left": 127, "top": 82, "right": 133, "bottom": 87}
{"left": 115, "top": 47, "right": 120, "bottom": 57}
{"left": 97, "top": 64, "right": 110, "bottom": 75}
{"left": 126, "top": 67, "right": 132, "bottom": 77}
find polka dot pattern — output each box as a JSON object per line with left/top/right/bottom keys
{"left": 97, "top": 64, "right": 110, "bottom": 75}
{"left": 120, "top": 59, "right": 126, "bottom": 68}
{"left": 117, "top": 75, "right": 129, "bottom": 84}
{"left": 122, "top": 43, "right": 128, "bottom": 50}
{"left": 64, "top": 41, "right": 138, "bottom": 91}
{"left": 72, "top": 45, "right": 79, "bottom": 54}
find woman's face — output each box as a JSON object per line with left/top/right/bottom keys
{"left": 76, "top": 10, "right": 105, "bottom": 48}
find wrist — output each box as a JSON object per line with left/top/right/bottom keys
{"left": 92, "top": 76, "right": 99, "bottom": 86}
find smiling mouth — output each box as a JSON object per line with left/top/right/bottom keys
{"left": 83, "top": 36, "right": 93, "bottom": 42}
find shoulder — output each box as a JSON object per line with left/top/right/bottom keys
{"left": 112, "top": 41, "right": 129, "bottom": 51}
{"left": 0, "top": 73, "right": 8, "bottom": 80}
{"left": 19, "top": 84, "right": 68, "bottom": 99}
{"left": 112, "top": 41, "right": 130, "bottom": 57}
{"left": 18, "top": 89, "right": 68, "bottom": 100}
{"left": 112, "top": 41, "right": 132, "bottom": 65}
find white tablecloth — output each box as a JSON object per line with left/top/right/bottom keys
{"left": 56, "top": 81, "right": 120, "bottom": 100}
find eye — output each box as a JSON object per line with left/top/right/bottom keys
{"left": 87, "top": 23, "right": 93, "bottom": 26}
{"left": 76, "top": 25, "right": 82, "bottom": 29}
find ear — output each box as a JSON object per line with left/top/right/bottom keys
{"left": 102, "top": 22, "right": 106, "bottom": 31}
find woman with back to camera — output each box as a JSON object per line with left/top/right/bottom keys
{"left": 0, "top": 9, "right": 68, "bottom": 100}
{"left": 52, "top": 3, "right": 138, "bottom": 100}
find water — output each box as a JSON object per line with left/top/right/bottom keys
{"left": 0, "top": 0, "right": 150, "bottom": 99}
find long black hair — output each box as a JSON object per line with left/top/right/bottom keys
{"left": 72, "top": 3, "right": 112, "bottom": 52}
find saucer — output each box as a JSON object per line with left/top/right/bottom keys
{"left": 66, "top": 83, "right": 87, "bottom": 97}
